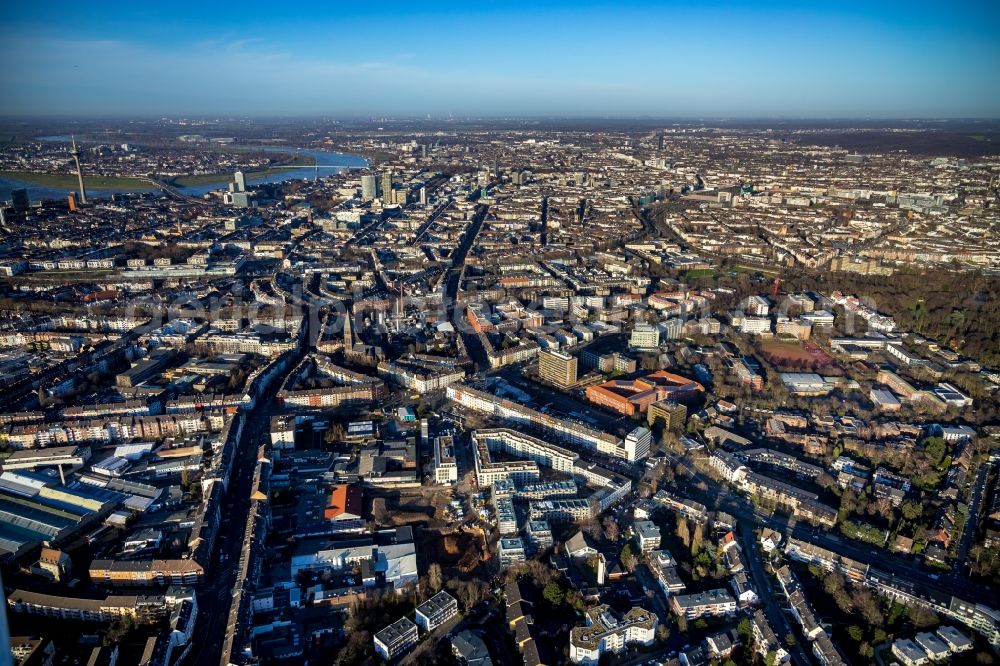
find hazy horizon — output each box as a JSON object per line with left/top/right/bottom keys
{"left": 3, "top": 114, "right": 1000, "bottom": 122}
{"left": 2, "top": 0, "right": 999, "bottom": 118}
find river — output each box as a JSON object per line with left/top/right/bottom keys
{"left": 0, "top": 143, "right": 368, "bottom": 202}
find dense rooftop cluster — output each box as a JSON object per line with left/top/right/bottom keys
{"left": 0, "top": 119, "right": 998, "bottom": 666}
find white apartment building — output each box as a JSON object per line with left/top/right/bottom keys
{"left": 473, "top": 429, "right": 578, "bottom": 482}
{"left": 669, "top": 589, "right": 737, "bottom": 619}
{"left": 634, "top": 520, "right": 661, "bottom": 553}
{"left": 447, "top": 385, "right": 629, "bottom": 460}
{"left": 529, "top": 499, "right": 593, "bottom": 523}
{"left": 624, "top": 427, "right": 652, "bottom": 461}
{"left": 629, "top": 324, "right": 660, "bottom": 349}
{"left": 744, "top": 295, "right": 770, "bottom": 316}
{"left": 735, "top": 315, "right": 772, "bottom": 335}
{"left": 498, "top": 537, "right": 527, "bottom": 568}
{"left": 494, "top": 497, "right": 518, "bottom": 536}
{"left": 433, "top": 436, "right": 458, "bottom": 484}
{"left": 415, "top": 592, "right": 459, "bottom": 632}
{"left": 374, "top": 618, "right": 418, "bottom": 661}
{"left": 570, "top": 605, "right": 657, "bottom": 665}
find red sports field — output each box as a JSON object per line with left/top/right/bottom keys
{"left": 758, "top": 340, "right": 835, "bottom": 368}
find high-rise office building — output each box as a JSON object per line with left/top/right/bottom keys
{"left": 11, "top": 189, "right": 29, "bottom": 212}
{"left": 538, "top": 349, "right": 578, "bottom": 387}
{"left": 624, "top": 427, "right": 652, "bottom": 461}
{"left": 381, "top": 171, "right": 393, "bottom": 202}
{"left": 361, "top": 174, "right": 377, "bottom": 200}
{"left": 647, "top": 400, "right": 687, "bottom": 433}
{"left": 234, "top": 171, "right": 246, "bottom": 192}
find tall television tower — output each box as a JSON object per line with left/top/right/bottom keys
{"left": 70, "top": 136, "right": 88, "bottom": 205}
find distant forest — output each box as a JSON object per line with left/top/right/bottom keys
{"left": 784, "top": 269, "right": 1000, "bottom": 368}
{"left": 785, "top": 130, "right": 1000, "bottom": 158}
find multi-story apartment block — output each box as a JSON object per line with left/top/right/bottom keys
{"left": 750, "top": 610, "right": 789, "bottom": 664}
{"left": 892, "top": 638, "right": 930, "bottom": 666}
{"left": 7, "top": 589, "right": 179, "bottom": 624}
{"left": 374, "top": 618, "right": 419, "bottom": 661}
{"left": 629, "top": 324, "right": 659, "bottom": 349}
{"left": 744, "top": 295, "right": 770, "bottom": 317}
{"left": 415, "top": 592, "right": 459, "bottom": 632}
{"left": 88, "top": 559, "right": 204, "bottom": 587}
{"left": 784, "top": 539, "right": 870, "bottom": 581}
{"left": 654, "top": 490, "right": 709, "bottom": 523}
{"left": 486, "top": 339, "right": 540, "bottom": 368}
{"left": 513, "top": 480, "right": 578, "bottom": 501}
{"left": 494, "top": 497, "right": 518, "bottom": 535}
{"left": 538, "top": 348, "right": 578, "bottom": 387}
{"left": 433, "top": 436, "right": 458, "bottom": 484}
{"left": 569, "top": 605, "right": 657, "bottom": 665}
{"left": 624, "top": 427, "right": 652, "bottom": 461}
{"left": 776, "top": 317, "right": 812, "bottom": 340}
{"left": 498, "top": 537, "right": 527, "bottom": 568}
{"left": 634, "top": 520, "right": 661, "bottom": 553}
{"left": 472, "top": 434, "right": 541, "bottom": 487}
{"left": 742, "top": 473, "right": 836, "bottom": 526}
{"left": 647, "top": 400, "right": 687, "bottom": 432}
{"left": 525, "top": 520, "right": 553, "bottom": 553}
{"left": 377, "top": 359, "right": 466, "bottom": 393}
{"left": 529, "top": 499, "right": 594, "bottom": 523}
{"left": 669, "top": 589, "right": 737, "bottom": 619}
{"left": 732, "top": 314, "right": 772, "bottom": 335}
{"left": 447, "top": 385, "right": 636, "bottom": 460}
{"left": 710, "top": 450, "right": 750, "bottom": 484}
{"left": 650, "top": 550, "right": 686, "bottom": 596}
{"left": 734, "top": 357, "right": 764, "bottom": 390}
{"left": 472, "top": 428, "right": 580, "bottom": 488}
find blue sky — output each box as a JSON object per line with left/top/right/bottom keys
{"left": 2, "top": 1, "right": 998, "bottom": 118}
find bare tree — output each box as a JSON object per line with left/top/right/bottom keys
{"left": 691, "top": 523, "right": 704, "bottom": 554}
{"left": 676, "top": 515, "right": 691, "bottom": 548}
{"left": 428, "top": 563, "right": 443, "bottom": 594}
{"left": 602, "top": 516, "right": 620, "bottom": 542}
{"left": 584, "top": 517, "right": 603, "bottom": 541}
{"left": 621, "top": 544, "right": 638, "bottom": 572}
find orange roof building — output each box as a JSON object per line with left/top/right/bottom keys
{"left": 324, "top": 484, "right": 364, "bottom": 521}
{"left": 585, "top": 371, "right": 704, "bottom": 417}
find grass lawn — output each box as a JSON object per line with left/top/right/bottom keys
{"left": 165, "top": 154, "right": 317, "bottom": 187}
{"left": 359, "top": 149, "right": 396, "bottom": 165}
{"left": 732, "top": 263, "right": 781, "bottom": 275}
{"left": 681, "top": 268, "right": 717, "bottom": 279}
{"left": 1, "top": 170, "right": 150, "bottom": 190}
